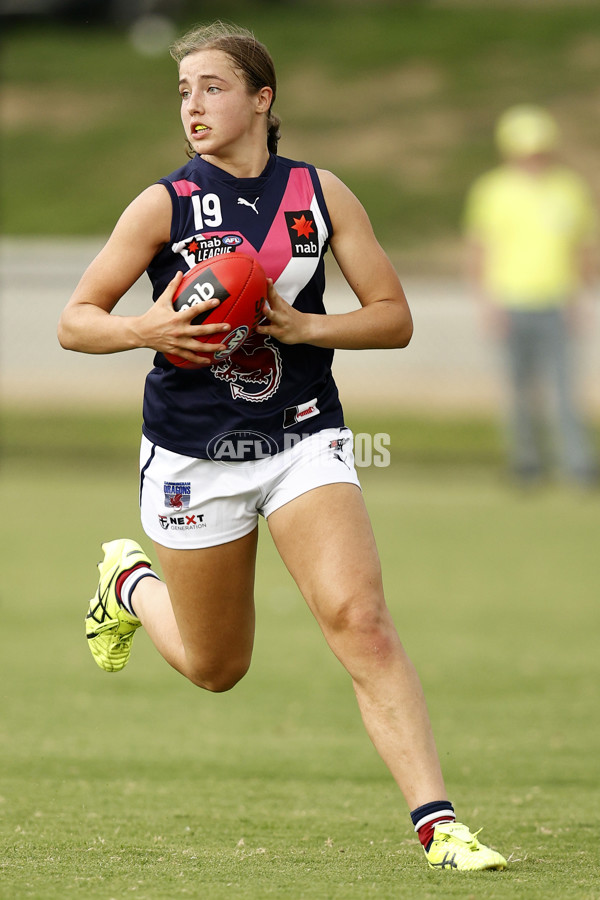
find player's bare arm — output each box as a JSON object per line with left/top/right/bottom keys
{"left": 57, "top": 185, "right": 228, "bottom": 364}
{"left": 258, "top": 170, "right": 413, "bottom": 350}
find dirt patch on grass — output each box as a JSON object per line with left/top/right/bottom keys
{"left": 285, "top": 107, "right": 462, "bottom": 186}
{"left": 567, "top": 33, "right": 600, "bottom": 72}
{"left": 1, "top": 86, "right": 123, "bottom": 134}
{"left": 279, "top": 61, "right": 461, "bottom": 186}
{"left": 281, "top": 60, "right": 446, "bottom": 120}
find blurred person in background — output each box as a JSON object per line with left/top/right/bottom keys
{"left": 463, "top": 104, "right": 598, "bottom": 488}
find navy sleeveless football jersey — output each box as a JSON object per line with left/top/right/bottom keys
{"left": 142, "top": 154, "right": 345, "bottom": 458}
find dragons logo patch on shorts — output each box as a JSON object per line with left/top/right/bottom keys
{"left": 164, "top": 481, "right": 191, "bottom": 511}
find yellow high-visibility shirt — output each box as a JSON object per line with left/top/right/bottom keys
{"left": 463, "top": 164, "right": 597, "bottom": 306}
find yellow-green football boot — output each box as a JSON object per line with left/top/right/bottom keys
{"left": 426, "top": 822, "right": 507, "bottom": 871}
{"left": 85, "top": 539, "right": 151, "bottom": 673}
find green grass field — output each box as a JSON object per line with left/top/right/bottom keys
{"left": 1, "top": 411, "right": 599, "bottom": 899}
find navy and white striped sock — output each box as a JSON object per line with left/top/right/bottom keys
{"left": 410, "top": 800, "right": 456, "bottom": 851}
{"left": 116, "top": 565, "right": 159, "bottom": 619}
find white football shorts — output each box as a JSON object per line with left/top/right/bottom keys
{"left": 139, "top": 427, "right": 361, "bottom": 549}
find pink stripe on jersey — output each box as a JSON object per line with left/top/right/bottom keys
{"left": 255, "top": 167, "right": 317, "bottom": 282}
{"left": 172, "top": 179, "right": 202, "bottom": 197}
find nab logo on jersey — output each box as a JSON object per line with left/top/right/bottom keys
{"left": 285, "top": 210, "right": 319, "bottom": 258}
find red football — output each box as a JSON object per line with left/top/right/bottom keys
{"left": 165, "top": 253, "right": 267, "bottom": 369}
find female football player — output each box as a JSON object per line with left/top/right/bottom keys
{"left": 58, "top": 21, "right": 506, "bottom": 871}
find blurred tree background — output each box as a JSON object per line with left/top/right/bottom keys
{"left": 2, "top": 0, "right": 600, "bottom": 273}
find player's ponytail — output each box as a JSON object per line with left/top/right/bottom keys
{"left": 267, "top": 112, "right": 281, "bottom": 154}
{"left": 171, "top": 21, "right": 281, "bottom": 155}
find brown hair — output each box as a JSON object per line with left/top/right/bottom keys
{"left": 170, "top": 21, "right": 281, "bottom": 155}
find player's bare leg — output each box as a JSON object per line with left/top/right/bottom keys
{"left": 132, "top": 528, "right": 258, "bottom": 690}
{"left": 267, "top": 483, "right": 447, "bottom": 810}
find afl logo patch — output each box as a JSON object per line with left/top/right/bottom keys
{"left": 222, "top": 234, "right": 243, "bottom": 247}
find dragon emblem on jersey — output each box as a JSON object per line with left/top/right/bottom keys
{"left": 211, "top": 331, "right": 282, "bottom": 403}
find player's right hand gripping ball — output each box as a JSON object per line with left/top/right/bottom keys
{"left": 165, "top": 253, "right": 267, "bottom": 369}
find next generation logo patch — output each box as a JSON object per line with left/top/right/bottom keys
{"left": 158, "top": 513, "right": 206, "bottom": 531}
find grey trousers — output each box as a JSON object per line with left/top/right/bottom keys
{"left": 502, "top": 306, "right": 596, "bottom": 483}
